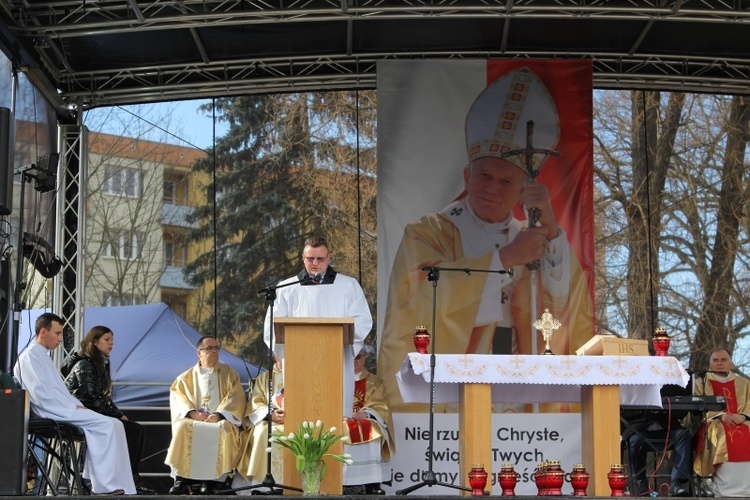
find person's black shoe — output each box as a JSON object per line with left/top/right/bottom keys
{"left": 169, "top": 478, "right": 189, "bottom": 495}
{"left": 670, "top": 483, "right": 690, "bottom": 497}
{"left": 200, "top": 481, "right": 223, "bottom": 495}
{"left": 134, "top": 477, "right": 157, "bottom": 495}
{"left": 343, "top": 485, "right": 365, "bottom": 495}
{"left": 365, "top": 483, "right": 385, "bottom": 495}
{"left": 136, "top": 484, "right": 157, "bottom": 495}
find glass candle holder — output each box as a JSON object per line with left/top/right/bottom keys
{"left": 468, "top": 464, "right": 488, "bottom": 496}
{"left": 607, "top": 464, "right": 627, "bottom": 497}
{"left": 653, "top": 328, "right": 671, "bottom": 356}
{"left": 413, "top": 326, "right": 430, "bottom": 354}
{"left": 498, "top": 463, "right": 520, "bottom": 496}
{"left": 567, "top": 464, "right": 589, "bottom": 496}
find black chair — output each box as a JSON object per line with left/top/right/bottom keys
{"left": 0, "top": 370, "right": 88, "bottom": 495}
{"left": 621, "top": 424, "right": 688, "bottom": 495}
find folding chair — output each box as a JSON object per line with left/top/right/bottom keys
{"left": 1, "top": 370, "right": 88, "bottom": 495}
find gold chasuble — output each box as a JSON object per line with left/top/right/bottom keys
{"left": 694, "top": 373, "right": 750, "bottom": 476}
{"left": 166, "top": 362, "right": 246, "bottom": 480}
{"left": 346, "top": 369, "right": 394, "bottom": 461}
{"left": 237, "top": 366, "right": 285, "bottom": 482}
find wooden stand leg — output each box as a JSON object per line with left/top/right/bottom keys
{"left": 581, "top": 384, "right": 620, "bottom": 496}
{"left": 459, "top": 383, "right": 492, "bottom": 495}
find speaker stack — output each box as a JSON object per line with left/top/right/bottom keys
{"left": 0, "top": 107, "right": 15, "bottom": 215}
{"left": 0, "top": 389, "right": 30, "bottom": 495}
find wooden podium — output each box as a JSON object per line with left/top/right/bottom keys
{"left": 274, "top": 317, "right": 354, "bottom": 495}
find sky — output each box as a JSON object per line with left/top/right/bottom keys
{"left": 83, "top": 98, "right": 230, "bottom": 152}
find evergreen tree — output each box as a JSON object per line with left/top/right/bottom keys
{"left": 185, "top": 91, "right": 377, "bottom": 365}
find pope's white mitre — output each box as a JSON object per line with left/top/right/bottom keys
{"left": 465, "top": 66, "right": 560, "bottom": 174}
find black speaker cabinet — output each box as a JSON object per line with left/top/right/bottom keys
{"left": 0, "top": 107, "right": 14, "bottom": 215}
{"left": 0, "top": 389, "right": 29, "bottom": 495}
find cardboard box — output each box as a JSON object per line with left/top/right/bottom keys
{"left": 575, "top": 334, "right": 649, "bottom": 356}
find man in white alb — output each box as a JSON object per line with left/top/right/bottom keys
{"left": 263, "top": 235, "right": 372, "bottom": 416}
{"left": 14, "top": 313, "right": 136, "bottom": 495}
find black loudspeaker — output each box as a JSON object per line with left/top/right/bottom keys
{"left": 0, "top": 107, "right": 14, "bottom": 215}
{"left": 0, "top": 389, "right": 29, "bottom": 495}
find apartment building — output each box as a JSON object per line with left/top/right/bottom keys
{"left": 86, "top": 132, "right": 209, "bottom": 321}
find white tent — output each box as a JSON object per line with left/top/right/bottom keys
{"left": 18, "top": 303, "right": 264, "bottom": 407}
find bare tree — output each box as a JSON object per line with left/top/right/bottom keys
{"left": 691, "top": 95, "right": 750, "bottom": 369}
{"left": 83, "top": 105, "right": 189, "bottom": 308}
{"left": 594, "top": 91, "right": 750, "bottom": 370}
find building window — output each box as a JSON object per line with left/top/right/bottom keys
{"left": 103, "top": 293, "right": 145, "bottom": 307}
{"left": 163, "top": 180, "right": 175, "bottom": 203}
{"left": 104, "top": 230, "right": 144, "bottom": 260}
{"left": 164, "top": 239, "right": 174, "bottom": 266}
{"left": 164, "top": 233, "right": 188, "bottom": 266}
{"left": 103, "top": 166, "right": 143, "bottom": 197}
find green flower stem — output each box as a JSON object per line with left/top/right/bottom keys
{"left": 270, "top": 420, "right": 352, "bottom": 476}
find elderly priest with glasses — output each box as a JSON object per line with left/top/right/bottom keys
{"left": 165, "top": 336, "right": 246, "bottom": 495}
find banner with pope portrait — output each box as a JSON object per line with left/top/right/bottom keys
{"left": 375, "top": 60, "right": 595, "bottom": 493}
{"left": 377, "top": 59, "right": 594, "bottom": 494}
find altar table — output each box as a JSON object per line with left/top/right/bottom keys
{"left": 397, "top": 353, "right": 689, "bottom": 496}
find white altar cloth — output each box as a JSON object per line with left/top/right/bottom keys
{"left": 397, "top": 353, "right": 689, "bottom": 406}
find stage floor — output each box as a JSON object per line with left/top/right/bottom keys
{"left": 0, "top": 495, "right": 716, "bottom": 499}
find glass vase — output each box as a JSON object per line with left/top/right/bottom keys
{"left": 299, "top": 461, "right": 323, "bottom": 496}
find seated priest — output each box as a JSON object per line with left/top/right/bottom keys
{"left": 165, "top": 336, "right": 246, "bottom": 495}
{"left": 342, "top": 347, "right": 395, "bottom": 495}
{"left": 234, "top": 355, "right": 285, "bottom": 488}
{"left": 693, "top": 347, "right": 750, "bottom": 497}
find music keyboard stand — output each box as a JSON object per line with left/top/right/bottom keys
{"left": 620, "top": 415, "right": 692, "bottom": 496}
{"left": 620, "top": 396, "right": 725, "bottom": 497}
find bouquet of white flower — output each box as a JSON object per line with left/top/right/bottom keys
{"left": 269, "top": 420, "right": 353, "bottom": 494}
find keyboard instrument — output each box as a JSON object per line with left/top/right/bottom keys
{"left": 622, "top": 395, "right": 726, "bottom": 412}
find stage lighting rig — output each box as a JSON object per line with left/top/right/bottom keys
{"left": 14, "top": 153, "right": 59, "bottom": 193}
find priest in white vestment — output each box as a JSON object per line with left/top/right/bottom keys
{"left": 263, "top": 235, "right": 373, "bottom": 415}
{"left": 234, "top": 360, "right": 285, "bottom": 491}
{"left": 165, "top": 336, "right": 246, "bottom": 495}
{"left": 693, "top": 348, "right": 750, "bottom": 497}
{"left": 14, "top": 312, "right": 136, "bottom": 495}
{"left": 342, "top": 348, "right": 394, "bottom": 494}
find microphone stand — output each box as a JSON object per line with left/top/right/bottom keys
{"left": 221, "top": 276, "right": 311, "bottom": 495}
{"left": 696, "top": 373, "right": 712, "bottom": 497}
{"left": 396, "top": 265, "right": 510, "bottom": 496}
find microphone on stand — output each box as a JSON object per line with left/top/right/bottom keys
{"left": 312, "top": 272, "right": 323, "bottom": 284}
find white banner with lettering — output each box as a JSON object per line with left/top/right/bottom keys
{"left": 383, "top": 413, "right": 581, "bottom": 496}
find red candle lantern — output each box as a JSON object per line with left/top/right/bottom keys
{"left": 653, "top": 327, "right": 671, "bottom": 356}
{"left": 607, "top": 464, "right": 627, "bottom": 497}
{"left": 567, "top": 464, "right": 590, "bottom": 496}
{"left": 497, "top": 463, "right": 520, "bottom": 496}
{"left": 468, "top": 464, "right": 488, "bottom": 496}
{"left": 533, "top": 462, "right": 547, "bottom": 496}
{"left": 413, "top": 326, "right": 430, "bottom": 354}
{"left": 546, "top": 460, "right": 564, "bottom": 496}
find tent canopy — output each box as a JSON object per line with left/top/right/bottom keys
{"left": 19, "top": 303, "right": 264, "bottom": 407}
